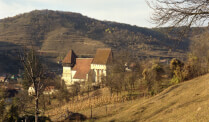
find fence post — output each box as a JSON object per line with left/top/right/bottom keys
{"left": 106, "top": 104, "right": 108, "bottom": 115}
{"left": 91, "top": 105, "right": 93, "bottom": 119}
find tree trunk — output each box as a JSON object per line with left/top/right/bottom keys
{"left": 35, "top": 96, "right": 39, "bottom": 122}
{"left": 88, "top": 87, "right": 89, "bottom": 98}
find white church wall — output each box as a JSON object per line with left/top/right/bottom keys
{"left": 71, "top": 70, "right": 76, "bottom": 79}
{"left": 91, "top": 64, "right": 107, "bottom": 82}
{"left": 91, "top": 64, "right": 106, "bottom": 70}
{"left": 62, "top": 66, "right": 72, "bottom": 86}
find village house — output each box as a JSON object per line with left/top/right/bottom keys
{"left": 0, "top": 76, "right": 6, "bottom": 82}
{"left": 43, "top": 86, "right": 57, "bottom": 95}
{"left": 28, "top": 84, "right": 35, "bottom": 96}
{"left": 28, "top": 85, "right": 57, "bottom": 95}
{"left": 0, "top": 74, "right": 7, "bottom": 83}
{"left": 62, "top": 48, "right": 112, "bottom": 86}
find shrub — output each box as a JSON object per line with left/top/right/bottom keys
{"left": 170, "top": 58, "right": 184, "bottom": 84}
{"left": 142, "top": 62, "right": 164, "bottom": 95}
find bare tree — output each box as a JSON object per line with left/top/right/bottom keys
{"left": 21, "top": 49, "right": 45, "bottom": 122}
{"left": 147, "top": 0, "right": 209, "bottom": 27}
{"left": 0, "top": 89, "right": 6, "bottom": 121}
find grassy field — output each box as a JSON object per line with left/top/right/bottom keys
{"left": 46, "top": 74, "right": 209, "bottom": 121}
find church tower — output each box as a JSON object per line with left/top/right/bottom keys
{"left": 61, "top": 50, "right": 77, "bottom": 86}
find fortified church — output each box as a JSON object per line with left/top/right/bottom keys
{"left": 61, "top": 48, "right": 113, "bottom": 86}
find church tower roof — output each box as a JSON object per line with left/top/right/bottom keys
{"left": 62, "top": 50, "right": 77, "bottom": 66}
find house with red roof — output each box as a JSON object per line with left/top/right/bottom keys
{"left": 43, "top": 86, "right": 57, "bottom": 95}
{"left": 62, "top": 48, "right": 112, "bottom": 86}
{"left": 0, "top": 76, "right": 6, "bottom": 82}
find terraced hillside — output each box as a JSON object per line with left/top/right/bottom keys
{"left": 0, "top": 10, "right": 190, "bottom": 57}
{"left": 0, "top": 10, "right": 207, "bottom": 73}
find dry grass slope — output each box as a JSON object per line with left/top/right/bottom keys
{"left": 74, "top": 74, "right": 209, "bottom": 122}
{"left": 101, "top": 74, "right": 209, "bottom": 122}
{"left": 46, "top": 74, "right": 209, "bottom": 121}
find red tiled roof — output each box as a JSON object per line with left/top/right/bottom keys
{"left": 72, "top": 58, "right": 93, "bottom": 79}
{"left": 92, "top": 48, "right": 112, "bottom": 65}
{"left": 44, "top": 86, "right": 55, "bottom": 91}
{"left": 62, "top": 50, "right": 77, "bottom": 64}
{"left": 0, "top": 77, "right": 5, "bottom": 80}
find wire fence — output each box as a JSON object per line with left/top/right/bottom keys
{"left": 46, "top": 95, "right": 137, "bottom": 121}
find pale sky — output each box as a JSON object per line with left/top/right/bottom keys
{"left": 0, "top": 0, "right": 154, "bottom": 28}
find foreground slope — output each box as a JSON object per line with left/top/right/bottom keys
{"left": 90, "top": 74, "right": 209, "bottom": 121}
{"left": 45, "top": 74, "right": 209, "bottom": 121}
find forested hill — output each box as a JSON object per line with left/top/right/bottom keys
{"left": 0, "top": 10, "right": 190, "bottom": 57}
{"left": 0, "top": 10, "right": 207, "bottom": 73}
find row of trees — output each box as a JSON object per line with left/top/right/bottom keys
{"left": 100, "top": 36, "right": 209, "bottom": 96}
{"left": 170, "top": 35, "right": 209, "bottom": 84}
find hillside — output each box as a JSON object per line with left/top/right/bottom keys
{"left": 0, "top": 10, "right": 189, "bottom": 56}
{"left": 44, "top": 74, "right": 209, "bottom": 121}
{"left": 92, "top": 74, "right": 209, "bottom": 121}
{"left": 60, "top": 74, "right": 209, "bottom": 121}
{"left": 0, "top": 9, "right": 207, "bottom": 73}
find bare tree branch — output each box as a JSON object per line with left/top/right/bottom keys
{"left": 147, "top": 0, "right": 209, "bottom": 27}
